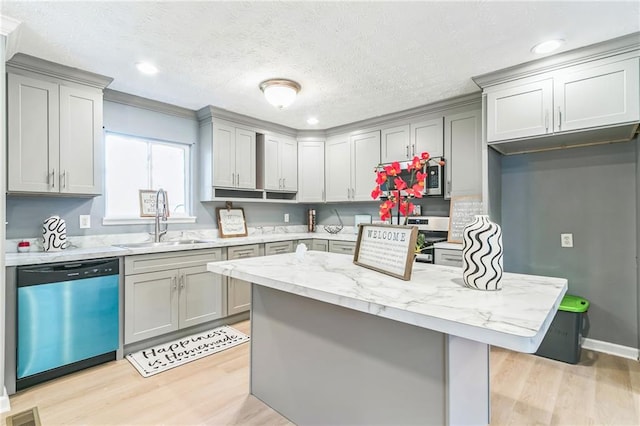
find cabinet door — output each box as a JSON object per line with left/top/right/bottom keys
{"left": 59, "top": 85, "right": 103, "bottom": 195}
{"left": 280, "top": 137, "right": 298, "bottom": 191}
{"left": 235, "top": 128, "right": 256, "bottom": 189}
{"left": 227, "top": 278, "right": 251, "bottom": 315}
{"left": 263, "top": 135, "right": 281, "bottom": 190}
{"left": 555, "top": 57, "right": 640, "bottom": 132}
{"left": 298, "top": 141, "right": 325, "bottom": 202}
{"left": 381, "top": 125, "right": 410, "bottom": 163}
{"left": 213, "top": 122, "right": 235, "bottom": 188}
{"left": 411, "top": 118, "right": 444, "bottom": 158}
{"left": 311, "top": 239, "right": 329, "bottom": 252}
{"left": 124, "top": 270, "right": 179, "bottom": 344}
{"left": 7, "top": 73, "right": 60, "bottom": 193}
{"left": 325, "top": 134, "right": 351, "bottom": 202}
{"left": 351, "top": 130, "right": 381, "bottom": 201}
{"left": 178, "top": 265, "right": 225, "bottom": 329}
{"left": 444, "top": 110, "right": 482, "bottom": 199}
{"left": 328, "top": 240, "right": 356, "bottom": 255}
{"left": 486, "top": 79, "right": 553, "bottom": 142}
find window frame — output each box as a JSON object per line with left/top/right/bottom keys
{"left": 102, "top": 131, "right": 196, "bottom": 225}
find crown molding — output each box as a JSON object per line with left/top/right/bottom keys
{"left": 473, "top": 31, "right": 640, "bottom": 88}
{"left": 324, "top": 92, "right": 481, "bottom": 137}
{"left": 197, "top": 105, "right": 299, "bottom": 137}
{"left": 0, "top": 15, "right": 20, "bottom": 36}
{"left": 6, "top": 52, "right": 113, "bottom": 89}
{"left": 104, "top": 89, "right": 197, "bottom": 120}
{"left": 296, "top": 130, "right": 327, "bottom": 140}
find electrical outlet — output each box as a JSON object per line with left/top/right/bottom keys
{"left": 561, "top": 233, "right": 573, "bottom": 248}
{"left": 79, "top": 215, "right": 91, "bottom": 229}
{"left": 284, "top": 213, "right": 290, "bottom": 223}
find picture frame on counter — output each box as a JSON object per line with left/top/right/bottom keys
{"left": 139, "top": 190, "right": 169, "bottom": 218}
{"left": 216, "top": 207, "right": 248, "bottom": 238}
{"left": 353, "top": 223, "right": 418, "bottom": 281}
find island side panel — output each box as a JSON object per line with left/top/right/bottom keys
{"left": 250, "top": 284, "right": 447, "bottom": 425}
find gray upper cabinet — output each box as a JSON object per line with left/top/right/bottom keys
{"left": 483, "top": 54, "right": 640, "bottom": 151}
{"left": 444, "top": 109, "right": 482, "bottom": 199}
{"left": 297, "top": 140, "right": 325, "bottom": 202}
{"left": 326, "top": 130, "right": 380, "bottom": 202}
{"left": 7, "top": 57, "right": 109, "bottom": 196}
{"left": 381, "top": 125, "right": 410, "bottom": 163}
{"left": 258, "top": 133, "right": 297, "bottom": 192}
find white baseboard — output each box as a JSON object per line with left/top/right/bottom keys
{"left": 0, "top": 386, "right": 10, "bottom": 413}
{"left": 582, "top": 337, "right": 639, "bottom": 361}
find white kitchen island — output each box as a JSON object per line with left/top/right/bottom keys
{"left": 207, "top": 251, "right": 567, "bottom": 426}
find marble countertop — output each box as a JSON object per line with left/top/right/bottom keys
{"left": 207, "top": 251, "right": 567, "bottom": 353}
{"left": 5, "top": 232, "right": 358, "bottom": 266}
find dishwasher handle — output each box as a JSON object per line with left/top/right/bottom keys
{"left": 18, "top": 258, "right": 119, "bottom": 287}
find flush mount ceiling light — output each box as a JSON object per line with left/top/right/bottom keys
{"left": 259, "top": 79, "right": 301, "bottom": 109}
{"left": 531, "top": 39, "right": 565, "bottom": 54}
{"left": 307, "top": 117, "right": 319, "bottom": 125}
{"left": 136, "top": 62, "right": 158, "bottom": 75}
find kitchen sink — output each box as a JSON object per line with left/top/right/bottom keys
{"left": 114, "top": 239, "right": 212, "bottom": 249}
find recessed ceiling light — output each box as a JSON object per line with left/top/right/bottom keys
{"left": 531, "top": 39, "right": 565, "bottom": 54}
{"left": 136, "top": 62, "right": 158, "bottom": 75}
{"left": 307, "top": 117, "right": 319, "bottom": 125}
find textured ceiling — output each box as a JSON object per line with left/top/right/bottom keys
{"left": 2, "top": 1, "right": 639, "bottom": 130}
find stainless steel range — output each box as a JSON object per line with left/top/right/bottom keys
{"left": 406, "top": 216, "right": 450, "bottom": 263}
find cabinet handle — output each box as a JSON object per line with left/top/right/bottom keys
{"left": 322, "top": 189, "right": 325, "bottom": 201}
{"left": 50, "top": 169, "right": 55, "bottom": 188}
{"left": 544, "top": 110, "right": 549, "bottom": 132}
{"left": 232, "top": 173, "right": 235, "bottom": 186}
{"left": 237, "top": 173, "right": 240, "bottom": 186}
{"left": 406, "top": 145, "right": 409, "bottom": 157}
{"left": 411, "top": 144, "right": 415, "bottom": 156}
{"left": 557, "top": 107, "right": 562, "bottom": 131}
{"left": 283, "top": 178, "right": 286, "bottom": 188}
{"left": 179, "top": 274, "right": 185, "bottom": 289}
{"left": 172, "top": 276, "right": 177, "bottom": 290}
{"left": 61, "top": 171, "right": 66, "bottom": 189}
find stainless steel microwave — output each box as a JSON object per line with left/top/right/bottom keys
{"left": 379, "top": 157, "right": 444, "bottom": 197}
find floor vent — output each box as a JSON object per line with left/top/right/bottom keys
{"left": 5, "top": 407, "right": 41, "bottom": 426}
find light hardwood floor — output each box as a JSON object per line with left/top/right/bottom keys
{"left": 2, "top": 320, "right": 639, "bottom": 425}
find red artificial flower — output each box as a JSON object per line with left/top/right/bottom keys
{"left": 383, "top": 161, "right": 401, "bottom": 176}
{"left": 421, "top": 152, "right": 430, "bottom": 161}
{"left": 399, "top": 201, "right": 415, "bottom": 216}
{"left": 375, "top": 171, "right": 387, "bottom": 185}
{"left": 371, "top": 186, "right": 382, "bottom": 199}
{"left": 407, "top": 156, "right": 422, "bottom": 171}
{"left": 439, "top": 160, "right": 445, "bottom": 166}
{"left": 394, "top": 177, "right": 407, "bottom": 191}
{"left": 410, "top": 183, "right": 424, "bottom": 198}
{"left": 415, "top": 171, "right": 427, "bottom": 186}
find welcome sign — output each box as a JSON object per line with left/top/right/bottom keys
{"left": 354, "top": 224, "right": 418, "bottom": 280}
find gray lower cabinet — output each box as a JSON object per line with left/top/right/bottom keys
{"left": 265, "top": 241, "right": 294, "bottom": 255}
{"left": 328, "top": 241, "right": 356, "bottom": 255}
{"left": 311, "top": 239, "right": 329, "bottom": 252}
{"left": 227, "top": 244, "right": 261, "bottom": 315}
{"left": 434, "top": 248, "right": 463, "bottom": 267}
{"left": 124, "top": 249, "right": 226, "bottom": 344}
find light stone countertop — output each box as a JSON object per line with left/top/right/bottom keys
{"left": 5, "top": 232, "right": 359, "bottom": 267}
{"left": 207, "top": 251, "right": 568, "bottom": 353}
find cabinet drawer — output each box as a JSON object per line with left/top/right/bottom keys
{"left": 227, "top": 244, "right": 260, "bottom": 259}
{"left": 329, "top": 241, "right": 356, "bottom": 255}
{"left": 434, "top": 248, "right": 463, "bottom": 267}
{"left": 265, "top": 241, "right": 294, "bottom": 256}
{"left": 296, "top": 239, "right": 313, "bottom": 250}
{"left": 125, "top": 248, "right": 225, "bottom": 275}
{"left": 311, "top": 239, "right": 329, "bottom": 252}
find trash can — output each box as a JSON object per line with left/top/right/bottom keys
{"left": 535, "top": 294, "right": 590, "bottom": 364}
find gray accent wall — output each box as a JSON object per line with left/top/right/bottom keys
{"left": 5, "top": 99, "right": 306, "bottom": 239}
{"left": 501, "top": 140, "right": 638, "bottom": 348}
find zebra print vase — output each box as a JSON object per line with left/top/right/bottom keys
{"left": 42, "top": 215, "right": 67, "bottom": 252}
{"left": 462, "top": 215, "right": 503, "bottom": 291}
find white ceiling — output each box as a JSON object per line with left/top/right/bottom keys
{"left": 2, "top": 1, "right": 639, "bottom": 130}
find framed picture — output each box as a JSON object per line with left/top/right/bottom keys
{"left": 216, "top": 207, "right": 248, "bottom": 238}
{"left": 139, "top": 190, "right": 169, "bottom": 218}
{"left": 353, "top": 224, "right": 418, "bottom": 281}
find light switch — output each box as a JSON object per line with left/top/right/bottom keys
{"left": 284, "top": 213, "right": 290, "bottom": 223}
{"left": 561, "top": 233, "right": 573, "bottom": 248}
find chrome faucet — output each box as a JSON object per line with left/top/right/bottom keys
{"left": 154, "top": 188, "right": 168, "bottom": 242}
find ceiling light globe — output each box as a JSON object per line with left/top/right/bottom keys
{"left": 531, "top": 39, "right": 565, "bottom": 54}
{"left": 260, "top": 79, "right": 301, "bottom": 109}
{"left": 136, "top": 62, "right": 158, "bottom": 75}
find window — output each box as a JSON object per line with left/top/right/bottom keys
{"left": 104, "top": 132, "right": 192, "bottom": 221}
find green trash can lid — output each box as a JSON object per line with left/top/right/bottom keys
{"left": 559, "top": 294, "right": 589, "bottom": 313}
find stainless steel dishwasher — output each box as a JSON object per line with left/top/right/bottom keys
{"left": 16, "top": 258, "right": 119, "bottom": 390}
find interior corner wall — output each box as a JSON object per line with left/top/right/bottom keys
{"left": 636, "top": 136, "right": 640, "bottom": 353}
{"left": 501, "top": 141, "right": 638, "bottom": 348}
{"left": 1, "top": 34, "right": 9, "bottom": 412}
